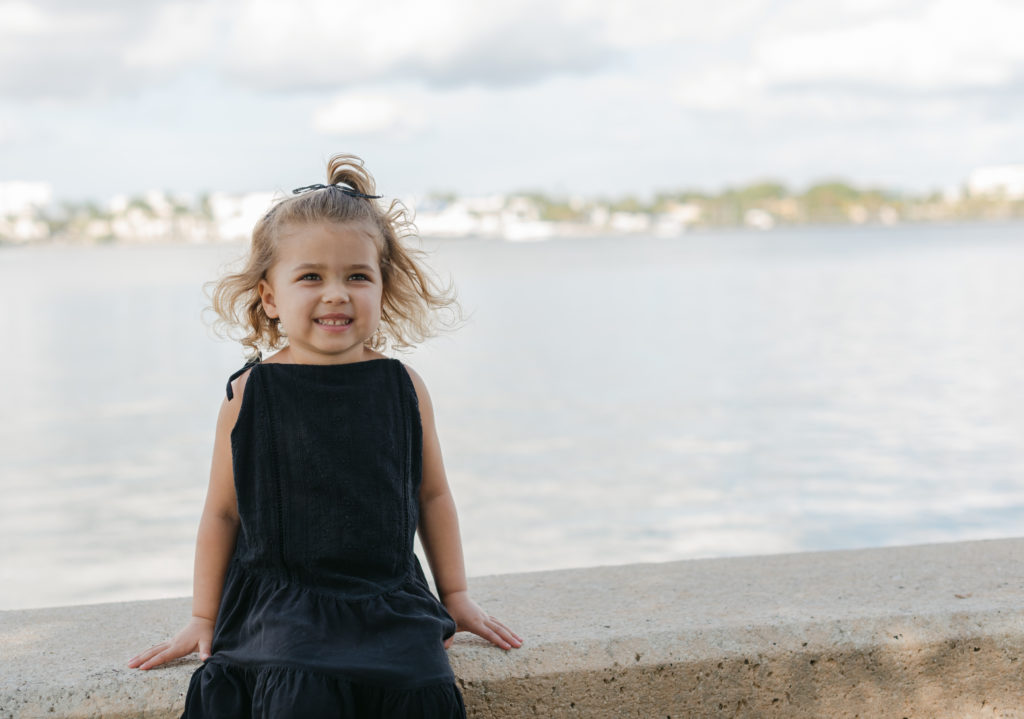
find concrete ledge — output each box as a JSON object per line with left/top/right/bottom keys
{"left": 3, "top": 539, "right": 1024, "bottom": 718}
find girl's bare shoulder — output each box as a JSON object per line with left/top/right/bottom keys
{"left": 398, "top": 362, "right": 434, "bottom": 412}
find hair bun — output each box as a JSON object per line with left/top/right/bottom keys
{"left": 327, "top": 154, "right": 378, "bottom": 197}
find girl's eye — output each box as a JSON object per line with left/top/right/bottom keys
{"left": 299, "top": 273, "right": 320, "bottom": 281}
{"left": 348, "top": 273, "right": 370, "bottom": 281}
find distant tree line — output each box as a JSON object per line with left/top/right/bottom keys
{"left": 507, "top": 180, "right": 1024, "bottom": 227}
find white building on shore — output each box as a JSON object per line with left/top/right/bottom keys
{"left": 0, "top": 181, "right": 52, "bottom": 243}
{"left": 968, "top": 164, "right": 1024, "bottom": 199}
{"left": 209, "top": 191, "right": 277, "bottom": 241}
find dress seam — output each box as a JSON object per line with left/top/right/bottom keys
{"left": 228, "top": 556, "right": 419, "bottom": 602}
{"left": 397, "top": 361, "right": 413, "bottom": 574}
{"left": 257, "top": 370, "right": 289, "bottom": 575}
{"left": 204, "top": 656, "right": 459, "bottom": 692}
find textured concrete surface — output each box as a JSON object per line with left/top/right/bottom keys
{"left": 3, "top": 539, "right": 1024, "bottom": 718}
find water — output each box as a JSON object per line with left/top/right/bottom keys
{"left": 2, "top": 223, "right": 1023, "bottom": 610}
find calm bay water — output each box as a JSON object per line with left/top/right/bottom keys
{"left": 2, "top": 223, "right": 1023, "bottom": 610}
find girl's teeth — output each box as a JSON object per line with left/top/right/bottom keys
{"left": 318, "top": 319, "right": 351, "bottom": 326}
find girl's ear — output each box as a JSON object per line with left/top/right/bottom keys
{"left": 257, "top": 279, "right": 279, "bottom": 319}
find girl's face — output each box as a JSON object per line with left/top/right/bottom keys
{"left": 258, "top": 221, "right": 384, "bottom": 364}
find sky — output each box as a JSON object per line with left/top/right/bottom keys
{"left": 2, "top": 0, "right": 1023, "bottom": 203}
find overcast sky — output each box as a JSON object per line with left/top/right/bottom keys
{"left": 2, "top": 0, "right": 1023, "bottom": 202}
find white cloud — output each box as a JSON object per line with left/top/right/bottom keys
{"left": 670, "top": 0, "right": 1024, "bottom": 130}
{"left": 0, "top": 1, "right": 215, "bottom": 98}
{"left": 2, "top": 0, "right": 643, "bottom": 98}
{"left": 121, "top": 2, "right": 219, "bottom": 70}
{"left": 674, "top": 66, "right": 767, "bottom": 112}
{"left": 312, "top": 93, "right": 425, "bottom": 137}
{"left": 0, "top": 1, "right": 47, "bottom": 33}
{"left": 6, "top": 0, "right": 1024, "bottom": 103}
{"left": 218, "top": 0, "right": 787, "bottom": 91}
{"left": 756, "top": 0, "right": 1024, "bottom": 91}
{"left": 583, "top": 0, "right": 770, "bottom": 48}
{"left": 221, "top": 0, "right": 617, "bottom": 90}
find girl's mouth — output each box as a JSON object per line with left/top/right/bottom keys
{"left": 316, "top": 318, "right": 352, "bottom": 326}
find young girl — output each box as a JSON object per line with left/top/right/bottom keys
{"left": 129, "top": 153, "right": 521, "bottom": 718}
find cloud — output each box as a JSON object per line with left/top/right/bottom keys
{"left": 311, "top": 93, "right": 426, "bottom": 137}
{"left": 591, "top": 0, "right": 771, "bottom": 48}
{"left": 0, "top": 0, "right": 216, "bottom": 99}
{"left": 220, "top": 0, "right": 618, "bottom": 91}
{"left": 674, "top": 66, "right": 766, "bottom": 112}
{"left": 121, "top": 3, "right": 219, "bottom": 71}
{"left": 0, "top": 1, "right": 46, "bottom": 32}
{"left": 2, "top": 0, "right": 646, "bottom": 99}
{"left": 757, "top": 0, "right": 1024, "bottom": 92}
{"left": 7, "top": 0, "right": 1024, "bottom": 105}
{"left": 218, "top": 0, "right": 783, "bottom": 91}
{"left": 670, "top": 0, "right": 1024, "bottom": 127}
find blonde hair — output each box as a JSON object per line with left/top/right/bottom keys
{"left": 210, "top": 153, "right": 459, "bottom": 358}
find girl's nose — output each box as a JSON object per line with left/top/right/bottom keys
{"left": 322, "top": 283, "right": 349, "bottom": 304}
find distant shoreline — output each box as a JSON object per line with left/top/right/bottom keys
{"left": 4, "top": 175, "right": 1024, "bottom": 246}
{"left": 3, "top": 215, "right": 1024, "bottom": 249}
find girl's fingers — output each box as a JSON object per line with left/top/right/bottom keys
{"left": 486, "top": 615, "right": 515, "bottom": 633}
{"left": 489, "top": 618, "right": 516, "bottom": 635}
{"left": 486, "top": 617, "right": 523, "bottom": 645}
{"left": 142, "top": 645, "right": 177, "bottom": 670}
{"left": 130, "top": 645, "right": 160, "bottom": 664}
{"left": 474, "top": 619, "right": 518, "bottom": 650}
{"left": 494, "top": 627, "right": 522, "bottom": 648}
{"left": 139, "top": 650, "right": 168, "bottom": 670}
{"left": 139, "top": 642, "right": 190, "bottom": 670}
{"left": 451, "top": 608, "right": 522, "bottom": 650}
{"left": 128, "top": 643, "right": 167, "bottom": 667}
{"left": 480, "top": 626, "right": 512, "bottom": 650}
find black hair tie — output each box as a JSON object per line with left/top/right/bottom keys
{"left": 292, "top": 183, "right": 382, "bottom": 199}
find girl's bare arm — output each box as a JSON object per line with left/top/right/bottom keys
{"left": 408, "top": 366, "right": 522, "bottom": 651}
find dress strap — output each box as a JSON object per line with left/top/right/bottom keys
{"left": 225, "top": 357, "right": 261, "bottom": 400}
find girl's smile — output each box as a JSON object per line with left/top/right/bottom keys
{"left": 314, "top": 314, "right": 353, "bottom": 329}
{"left": 257, "top": 221, "right": 383, "bottom": 364}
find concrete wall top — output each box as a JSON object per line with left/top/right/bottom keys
{"left": 3, "top": 538, "right": 1024, "bottom": 718}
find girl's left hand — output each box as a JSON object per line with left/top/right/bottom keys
{"left": 442, "top": 591, "right": 522, "bottom": 650}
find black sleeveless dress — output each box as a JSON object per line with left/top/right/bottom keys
{"left": 182, "top": 358, "right": 465, "bottom": 718}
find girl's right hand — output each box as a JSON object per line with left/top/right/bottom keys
{"left": 127, "top": 616, "right": 215, "bottom": 670}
